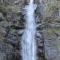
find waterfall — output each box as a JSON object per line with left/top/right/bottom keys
{"left": 21, "top": 0, "right": 36, "bottom": 60}
{"left": 29, "top": 0, "right": 33, "bottom": 4}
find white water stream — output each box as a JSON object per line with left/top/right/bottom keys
{"left": 21, "top": 0, "right": 36, "bottom": 60}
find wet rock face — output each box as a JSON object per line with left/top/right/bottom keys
{"left": 6, "top": 11, "right": 25, "bottom": 60}
{"left": 0, "top": 2, "right": 25, "bottom": 59}
{"left": 0, "top": 13, "right": 4, "bottom": 21}
{"left": 36, "top": 28, "right": 45, "bottom": 60}
{"left": 0, "top": 42, "right": 14, "bottom": 60}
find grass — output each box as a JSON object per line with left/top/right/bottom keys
{"left": 47, "top": 28, "right": 60, "bottom": 51}
{"left": 48, "top": 28, "right": 60, "bottom": 34}
{"left": 57, "top": 42, "right": 60, "bottom": 51}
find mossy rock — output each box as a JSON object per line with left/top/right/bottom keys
{"left": 48, "top": 28, "right": 60, "bottom": 34}
{"left": 0, "top": 5, "right": 7, "bottom": 16}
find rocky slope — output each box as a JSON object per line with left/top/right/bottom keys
{"left": 0, "top": 0, "right": 60, "bottom": 60}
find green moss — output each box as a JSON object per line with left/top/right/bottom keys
{"left": 47, "top": 28, "right": 60, "bottom": 50}
{"left": 55, "top": 19, "right": 60, "bottom": 23}
{"left": 53, "top": 29, "right": 60, "bottom": 33}
{"left": 48, "top": 28, "right": 60, "bottom": 34}
{"left": 57, "top": 42, "right": 60, "bottom": 51}
{"left": 0, "top": 5, "right": 11, "bottom": 16}
{"left": 0, "top": 5, "right": 7, "bottom": 15}
{"left": 10, "top": 28, "right": 16, "bottom": 33}
{"left": 45, "top": 0, "right": 58, "bottom": 17}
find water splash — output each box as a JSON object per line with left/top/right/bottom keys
{"left": 21, "top": 0, "right": 36, "bottom": 60}
{"left": 29, "top": 0, "right": 34, "bottom": 4}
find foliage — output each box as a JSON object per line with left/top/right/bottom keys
{"left": 45, "top": 0, "right": 58, "bottom": 17}
{"left": 0, "top": 5, "right": 7, "bottom": 16}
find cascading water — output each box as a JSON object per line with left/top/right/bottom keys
{"left": 21, "top": 0, "right": 37, "bottom": 60}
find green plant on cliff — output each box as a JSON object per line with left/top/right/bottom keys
{"left": 0, "top": 5, "right": 7, "bottom": 16}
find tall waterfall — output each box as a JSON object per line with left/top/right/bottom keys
{"left": 21, "top": 0, "right": 36, "bottom": 60}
